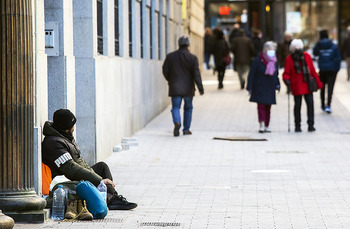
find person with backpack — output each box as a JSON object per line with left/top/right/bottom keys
{"left": 313, "top": 30, "right": 341, "bottom": 114}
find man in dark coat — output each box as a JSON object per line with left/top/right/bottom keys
{"left": 231, "top": 29, "right": 255, "bottom": 89}
{"left": 162, "top": 35, "right": 204, "bottom": 136}
{"left": 313, "top": 29, "right": 341, "bottom": 114}
{"left": 42, "top": 109, "right": 137, "bottom": 210}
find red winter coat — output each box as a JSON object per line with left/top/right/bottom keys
{"left": 283, "top": 52, "right": 323, "bottom": 96}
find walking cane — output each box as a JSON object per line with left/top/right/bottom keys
{"left": 288, "top": 91, "right": 290, "bottom": 132}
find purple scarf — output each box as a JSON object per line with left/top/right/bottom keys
{"left": 260, "top": 52, "right": 277, "bottom": 76}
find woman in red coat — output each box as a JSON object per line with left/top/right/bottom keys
{"left": 283, "top": 39, "right": 323, "bottom": 132}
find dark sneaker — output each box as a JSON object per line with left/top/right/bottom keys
{"left": 183, "top": 131, "right": 192, "bottom": 135}
{"left": 173, "top": 123, "right": 181, "bottom": 137}
{"left": 308, "top": 126, "right": 316, "bottom": 132}
{"left": 295, "top": 127, "right": 302, "bottom": 132}
{"left": 108, "top": 194, "right": 137, "bottom": 210}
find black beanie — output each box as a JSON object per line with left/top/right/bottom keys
{"left": 53, "top": 109, "right": 77, "bottom": 130}
{"left": 320, "top": 30, "right": 329, "bottom": 39}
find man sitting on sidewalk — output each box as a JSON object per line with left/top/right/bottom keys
{"left": 42, "top": 109, "right": 137, "bottom": 210}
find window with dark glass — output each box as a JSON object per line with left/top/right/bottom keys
{"left": 149, "top": 4, "right": 152, "bottom": 59}
{"left": 97, "top": 0, "right": 103, "bottom": 55}
{"left": 128, "top": 0, "right": 133, "bottom": 57}
{"left": 140, "top": 0, "right": 143, "bottom": 58}
{"left": 115, "top": 0, "right": 119, "bottom": 56}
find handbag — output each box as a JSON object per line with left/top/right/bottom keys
{"left": 221, "top": 41, "right": 231, "bottom": 66}
{"left": 222, "top": 54, "right": 231, "bottom": 66}
{"left": 308, "top": 77, "right": 317, "bottom": 92}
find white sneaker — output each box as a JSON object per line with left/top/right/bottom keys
{"left": 264, "top": 127, "right": 271, "bottom": 133}
{"left": 324, "top": 106, "right": 332, "bottom": 114}
{"left": 259, "top": 122, "right": 265, "bottom": 133}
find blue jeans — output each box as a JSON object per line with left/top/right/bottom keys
{"left": 171, "top": 96, "right": 193, "bottom": 132}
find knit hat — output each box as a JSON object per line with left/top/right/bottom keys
{"left": 53, "top": 109, "right": 76, "bottom": 130}
{"left": 320, "top": 30, "right": 329, "bottom": 39}
{"left": 178, "top": 35, "right": 190, "bottom": 47}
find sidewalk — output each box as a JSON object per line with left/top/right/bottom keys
{"left": 15, "top": 69, "right": 350, "bottom": 229}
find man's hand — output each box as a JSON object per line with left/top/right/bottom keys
{"left": 102, "top": 178, "right": 115, "bottom": 188}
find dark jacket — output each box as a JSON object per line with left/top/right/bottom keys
{"left": 42, "top": 121, "right": 102, "bottom": 186}
{"left": 211, "top": 39, "right": 229, "bottom": 68}
{"left": 231, "top": 36, "right": 254, "bottom": 66}
{"left": 283, "top": 52, "right": 323, "bottom": 96}
{"left": 313, "top": 38, "right": 341, "bottom": 72}
{"left": 162, "top": 48, "right": 204, "bottom": 97}
{"left": 204, "top": 34, "right": 212, "bottom": 54}
{"left": 277, "top": 41, "right": 291, "bottom": 68}
{"left": 342, "top": 35, "right": 350, "bottom": 58}
{"left": 247, "top": 55, "right": 280, "bottom": 105}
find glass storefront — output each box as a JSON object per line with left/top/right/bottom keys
{"left": 205, "top": 0, "right": 342, "bottom": 50}
{"left": 285, "top": 1, "right": 338, "bottom": 50}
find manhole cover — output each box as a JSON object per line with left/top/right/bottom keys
{"left": 266, "top": 151, "right": 309, "bottom": 154}
{"left": 213, "top": 137, "right": 267, "bottom": 141}
{"left": 140, "top": 222, "right": 181, "bottom": 227}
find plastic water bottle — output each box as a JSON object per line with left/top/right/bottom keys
{"left": 97, "top": 180, "right": 107, "bottom": 202}
{"left": 51, "top": 185, "right": 66, "bottom": 220}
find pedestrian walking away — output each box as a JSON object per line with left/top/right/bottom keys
{"left": 277, "top": 32, "right": 293, "bottom": 69}
{"left": 283, "top": 39, "right": 323, "bottom": 132}
{"left": 204, "top": 27, "right": 213, "bottom": 70}
{"left": 247, "top": 41, "right": 280, "bottom": 133}
{"left": 162, "top": 35, "right": 204, "bottom": 136}
{"left": 313, "top": 29, "right": 341, "bottom": 114}
{"left": 231, "top": 29, "right": 255, "bottom": 89}
{"left": 42, "top": 109, "right": 137, "bottom": 211}
{"left": 211, "top": 28, "right": 230, "bottom": 89}
{"left": 342, "top": 26, "right": 350, "bottom": 81}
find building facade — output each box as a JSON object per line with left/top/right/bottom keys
{"left": 31, "top": 0, "right": 203, "bottom": 195}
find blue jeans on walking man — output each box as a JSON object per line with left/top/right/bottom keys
{"left": 171, "top": 96, "right": 193, "bottom": 132}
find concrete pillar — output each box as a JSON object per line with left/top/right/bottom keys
{"left": 45, "top": 0, "right": 76, "bottom": 118}
{"left": 0, "top": 0, "right": 46, "bottom": 223}
{"left": 73, "top": 0, "right": 96, "bottom": 165}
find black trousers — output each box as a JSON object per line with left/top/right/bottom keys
{"left": 319, "top": 71, "right": 337, "bottom": 108}
{"left": 294, "top": 94, "right": 314, "bottom": 128}
{"left": 216, "top": 66, "right": 226, "bottom": 86}
{"left": 91, "top": 162, "right": 116, "bottom": 196}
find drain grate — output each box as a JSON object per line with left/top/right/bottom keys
{"left": 140, "top": 222, "right": 181, "bottom": 227}
{"left": 62, "top": 218, "right": 123, "bottom": 223}
{"left": 266, "top": 150, "right": 309, "bottom": 154}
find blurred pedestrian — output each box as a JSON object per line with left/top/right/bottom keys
{"left": 204, "top": 27, "right": 213, "bottom": 70}
{"left": 211, "top": 28, "right": 230, "bottom": 89}
{"left": 252, "top": 29, "right": 263, "bottom": 57}
{"left": 228, "top": 23, "right": 240, "bottom": 45}
{"left": 162, "top": 35, "right": 204, "bottom": 136}
{"left": 283, "top": 39, "right": 323, "bottom": 132}
{"left": 313, "top": 29, "right": 341, "bottom": 114}
{"left": 342, "top": 26, "right": 350, "bottom": 81}
{"left": 247, "top": 41, "right": 280, "bottom": 133}
{"left": 231, "top": 29, "right": 254, "bottom": 89}
{"left": 277, "top": 32, "right": 293, "bottom": 68}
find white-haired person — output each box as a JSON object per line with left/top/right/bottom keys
{"left": 283, "top": 39, "right": 323, "bottom": 132}
{"left": 247, "top": 41, "right": 280, "bottom": 133}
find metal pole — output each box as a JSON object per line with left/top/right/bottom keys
{"left": 260, "top": 0, "right": 266, "bottom": 42}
